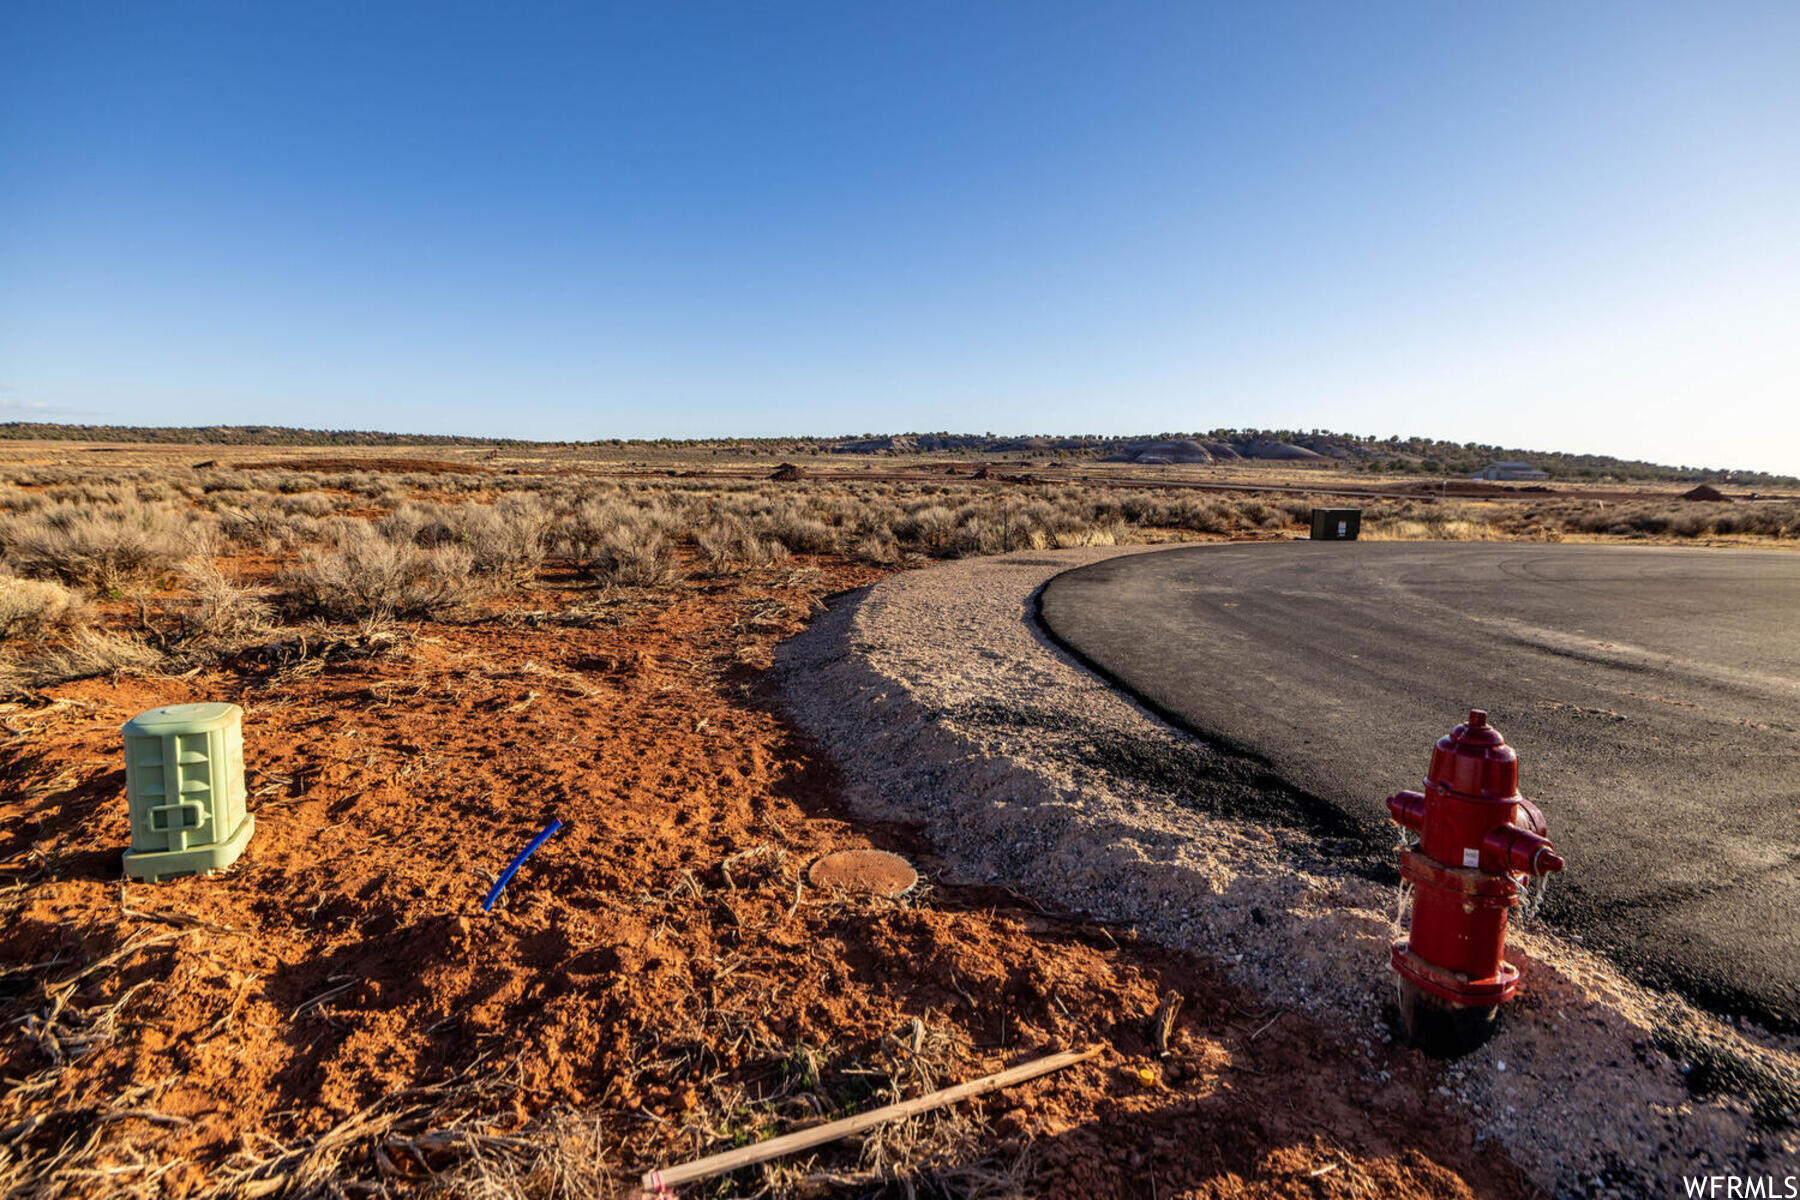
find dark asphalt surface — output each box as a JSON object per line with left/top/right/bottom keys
{"left": 1038, "top": 542, "right": 1800, "bottom": 1028}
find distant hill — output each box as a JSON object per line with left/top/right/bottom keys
{"left": 0, "top": 422, "right": 519, "bottom": 447}
{"left": 1266, "top": 429, "right": 1797, "bottom": 486}
{"left": 2, "top": 421, "right": 1790, "bottom": 486}
{"left": 827, "top": 428, "right": 1795, "bottom": 486}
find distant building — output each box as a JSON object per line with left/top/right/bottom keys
{"left": 1473, "top": 461, "right": 1549, "bottom": 481}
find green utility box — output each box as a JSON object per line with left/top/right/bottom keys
{"left": 1310, "top": 508, "right": 1362, "bottom": 541}
{"left": 121, "top": 703, "right": 254, "bottom": 883}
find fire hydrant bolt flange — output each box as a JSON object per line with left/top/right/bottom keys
{"left": 1387, "top": 709, "right": 1565, "bottom": 1054}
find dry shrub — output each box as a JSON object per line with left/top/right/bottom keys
{"left": 892, "top": 505, "right": 956, "bottom": 555}
{"left": 277, "top": 492, "right": 337, "bottom": 517}
{"left": 590, "top": 525, "right": 677, "bottom": 587}
{"left": 212, "top": 492, "right": 335, "bottom": 553}
{"left": 180, "top": 558, "right": 274, "bottom": 644}
{"left": 694, "top": 515, "right": 789, "bottom": 575}
{"left": 0, "top": 485, "right": 41, "bottom": 514}
{"left": 555, "top": 495, "right": 684, "bottom": 586}
{"left": 0, "top": 497, "right": 192, "bottom": 591}
{"left": 1363, "top": 517, "right": 1505, "bottom": 541}
{"left": 1, "top": 628, "right": 163, "bottom": 689}
{"left": 0, "top": 573, "right": 86, "bottom": 645}
{"left": 382, "top": 495, "right": 549, "bottom": 582}
{"left": 852, "top": 531, "right": 902, "bottom": 564}
{"left": 1052, "top": 523, "right": 1120, "bottom": 548}
{"left": 768, "top": 511, "right": 839, "bottom": 555}
{"left": 285, "top": 523, "right": 483, "bottom": 619}
{"left": 557, "top": 494, "right": 641, "bottom": 563}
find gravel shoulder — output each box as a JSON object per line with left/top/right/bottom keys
{"left": 777, "top": 544, "right": 1800, "bottom": 1195}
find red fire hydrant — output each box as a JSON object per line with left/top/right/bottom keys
{"left": 1387, "top": 709, "right": 1564, "bottom": 1053}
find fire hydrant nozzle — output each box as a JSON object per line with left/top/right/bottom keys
{"left": 1387, "top": 790, "right": 1427, "bottom": 832}
{"left": 1386, "top": 709, "right": 1566, "bottom": 1055}
{"left": 1483, "top": 823, "right": 1565, "bottom": 877}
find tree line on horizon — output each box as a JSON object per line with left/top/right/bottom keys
{"left": 0, "top": 421, "right": 1790, "bottom": 487}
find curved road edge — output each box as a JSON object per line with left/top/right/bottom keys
{"left": 774, "top": 544, "right": 1797, "bottom": 1190}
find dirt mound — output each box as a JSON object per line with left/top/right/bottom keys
{"left": 231, "top": 456, "right": 488, "bottom": 475}
{"left": 770, "top": 462, "right": 805, "bottom": 481}
{"left": 1682, "top": 484, "right": 1730, "bottom": 502}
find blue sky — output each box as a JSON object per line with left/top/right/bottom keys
{"left": 3, "top": 2, "right": 1796, "bottom": 472}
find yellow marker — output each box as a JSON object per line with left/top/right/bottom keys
{"left": 1135, "top": 1066, "right": 1157, "bottom": 1088}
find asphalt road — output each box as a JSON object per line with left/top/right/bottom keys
{"left": 1038, "top": 542, "right": 1800, "bottom": 1028}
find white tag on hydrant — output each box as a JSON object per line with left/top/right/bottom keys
{"left": 1462, "top": 848, "right": 1480, "bottom": 868}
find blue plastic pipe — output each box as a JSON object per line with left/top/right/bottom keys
{"left": 481, "top": 817, "right": 563, "bottom": 912}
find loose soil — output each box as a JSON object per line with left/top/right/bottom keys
{"left": 1, "top": 557, "right": 1539, "bottom": 1198}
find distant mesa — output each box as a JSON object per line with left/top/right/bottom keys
{"left": 1473, "top": 460, "right": 1550, "bottom": 481}
{"left": 810, "top": 434, "right": 1338, "bottom": 465}
{"left": 832, "top": 434, "right": 989, "bottom": 454}
{"left": 1101, "top": 438, "right": 1321, "bottom": 463}
{"left": 834, "top": 435, "right": 911, "bottom": 454}
{"left": 830, "top": 433, "right": 1099, "bottom": 455}
{"left": 1680, "top": 483, "right": 1729, "bottom": 502}
{"left": 1241, "top": 439, "right": 1324, "bottom": 461}
{"left": 1102, "top": 439, "right": 1214, "bottom": 464}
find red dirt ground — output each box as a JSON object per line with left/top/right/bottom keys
{"left": 1, "top": 560, "right": 1542, "bottom": 1198}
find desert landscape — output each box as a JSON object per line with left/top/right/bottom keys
{"left": 10, "top": 2, "right": 1799, "bottom": 1193}
{"left": 2, "top": 432, "right": 1796, "bottom": 1198}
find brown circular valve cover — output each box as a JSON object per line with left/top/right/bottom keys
{"left": 807, "top": 849, "right": 919, "bottom": 897}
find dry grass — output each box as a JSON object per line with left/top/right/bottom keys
{"left": 0, "top": 628, "right": 164, "bottom": 691}
{"left": 0, "top": 497, "right": 194, "bottom": 591}
{"left": 1559, "top": 499, "right": 1800, "bottom": 539}
{"left": 694, "top": 515, "right": 791, "bottom": 575}
{"left": 179, "top": 558, "right": 275, "bottom": 646}
{"left": 284, "top": 522, "right": 486, "bottom": 620}
{"left": 1, "top": 459, "right": 1792, "bottom": 702}
{"left": 1362, "top": 517, "right": 1512, "bottom": 542}
{"left": 587, "top": 524, "right": 679, "bottom": 588}
{"left": 4, "top": 463, "right": 1793, "bottom": 697}
{"left": 381, "top": 495, "right": 551, "bottom": 583}
{"left": 0, "top": 574, "right": 86, "bottom": 646}
{"left": 206, "top": 1058, "right": 527, "bottom": 1199}
{"left": 1355, "top": 495, "right": 1800, "bottom": 542}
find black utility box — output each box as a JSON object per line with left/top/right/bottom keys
{"left": 1310, "top": 508, "right": 1361, "bottom": 540}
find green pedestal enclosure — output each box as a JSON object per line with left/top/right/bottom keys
{"left": 121, "top": 702, "right": 254, "bottom": 883}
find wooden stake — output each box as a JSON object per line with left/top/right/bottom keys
{"left": 639, "top": 1044, "right": 1102, "bottom": 1191}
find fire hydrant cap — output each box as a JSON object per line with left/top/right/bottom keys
{"left": 1428, "top": 709, "right": 1520, "bottom": 801}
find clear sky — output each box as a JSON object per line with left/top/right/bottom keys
{"left": 3, "top": 2, "right": 1797, "bottom": 472}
